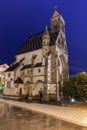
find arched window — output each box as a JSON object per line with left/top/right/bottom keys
{"left": 38, "top": 68, "right": 41, "bottom": 73}
{"left": 27, "top": 70, "right": 29, "bottom": 74}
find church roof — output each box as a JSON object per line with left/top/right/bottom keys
{"left": 34, "top": 62, "right": 42, "bottom": 67}
{"left": 5, "top": 62, "right": 20, "bottom": 72}
{"left": 16, "top": 30, "right": 58, "bottom": 55}
{"left": 21, "top": 64, "right": 32, "bottom": 70}
{"left": 21, "top": 62, "right": 43, "bottom": 70}
{"left": 6, "top": 58, "right": 25, "bottom": 72}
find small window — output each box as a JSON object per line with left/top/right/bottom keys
{"left": 54, "top": 25, "right": 57, "bottom": 31}
{"left": 7, "top": 81, "right": 10, "bottom": 88}
{"left": 21, "top": 71, "right": 25, "bottom": 77}
{"left": 8, "top": 73, "right": 11, "bottom": 78}
{"left": 27, "top": 70, "right": 29, "bottom": 74}
{"left": 22, "top": 63, "right": 24, "bottom": 66}
{"left": 38, "top": 68, "right": 41, "bottom": 73}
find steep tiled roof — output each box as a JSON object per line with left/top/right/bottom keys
{"left": 5, "top": 62, "right": 20, "bottom": 72}
{"left": 21, "top": 62, "right": 43, "bottom": 70}
{"left": 5, "top": 58, "right": 25, "bottom": 72}
{"left": 34, "top": 62, "right": 42, "bottom": 67}
{"left": 16, "top": 30, "right": 58, "bottom": 55}
{"left": 21, "top": 64, "right": 32, "bottom": 70}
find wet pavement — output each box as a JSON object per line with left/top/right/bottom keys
{"left": 0, "top": 103, "right": 86, "bottom": 130}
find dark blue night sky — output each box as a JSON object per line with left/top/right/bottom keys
{"left": 0, "top": 0, "right": 87, "bottom": 75}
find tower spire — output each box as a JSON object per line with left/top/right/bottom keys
{"left": 44, "top": 25, "right": 49, "bottom": 35}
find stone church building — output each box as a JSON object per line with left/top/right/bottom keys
{"left": 4, "top": 9, "right": 69, "bottom": 101}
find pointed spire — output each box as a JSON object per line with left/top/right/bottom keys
{"left": 46, "top": 25, "right": 48, "bottom": 30}
{"left": 44, "top": 25, "right": 49, "bottom": 35}
{"left": 51, "top": 5, "right": 60, "bottom": 19}
{"left": 43, "top": 25, "right": 50, "bottom": 40}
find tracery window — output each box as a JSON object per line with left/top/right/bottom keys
{"left": 7, "top": 81, "right": 11, "bottom": 88}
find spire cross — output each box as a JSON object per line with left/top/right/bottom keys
{"left": 45, "top": 25, "right": 48, "bottom": 31}
{"left": 54, "top": 5, "right": 58, "bottom": 10}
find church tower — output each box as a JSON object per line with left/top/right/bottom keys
{"left": 50, "top": 8, "right": 60, "bottom": 33}
{"left": 42, "top": 26, "right": 50, "bottom": 58}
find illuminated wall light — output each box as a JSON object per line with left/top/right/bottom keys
{"left": 47, "top": 84, "right": 50, "bottom": 90}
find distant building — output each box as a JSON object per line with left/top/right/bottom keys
{"left": 4, "top": 9, "right": 69, "bottom": 101}
{"left": 0, "top": 63, "right": 9, "bottom": 85}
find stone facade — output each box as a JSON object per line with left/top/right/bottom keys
{"left": 4, "top": 9, "right": 69, "bottom": 101}
{"left": 0, "top": 63, "right": 9, "bottom": 85}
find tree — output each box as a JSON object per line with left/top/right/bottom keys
{"left": 0, "top": 77, "right": 4, "bottom": 93}
{"left": 62, "top": 72, "right": 87, "bottom": 101}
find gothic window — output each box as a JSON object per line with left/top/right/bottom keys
{"left": 38, "top": 68, "right": 41, "bottom": 73}
{"left": 54, "top": 25, "right": 57, "bottom": 31}
{"left": 53, "top": 19, "right": 58, "bottom": 32}
{"left": 57, "top": 59, "right": 60, "bottom": 66}
{"left": 7, "top": 81, "right": 10, "bottom": 88}
{"left": 21, "top": 71, "right": 25, "bottom": 77}
{"left": 27, "top": 70, "right": 29, "bottom": 74}
{"left": 58, "top": 35, "right": 65, "bottom": 48}
{"left": 22, "top": 63, "right": 24, "bottom": 66}
{"left": 61, "top": 36, "right": 64, "bottom": 47}
{"left": 58, "top": 38, "right": 61, "bottom": 44}
{"left": 8, "top": 73, "right": 11, "bottom": 78}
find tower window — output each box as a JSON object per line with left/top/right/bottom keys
{"left": 31, "top": 70, "right": 32, "bottom": 73}
{"left": 21, "top": 71, "right": 25, "bottom": 77}
{"left": 22, "top": 63, "right": 24, "bottom": 66}
{"left": 38, "top": 68, "right": 41, "bottom": 73}
{"left": 27, "top": 70, "right": 29, "bottom": 74}
{"left": 54, "top": 25, "right": 57, "bottom": 31}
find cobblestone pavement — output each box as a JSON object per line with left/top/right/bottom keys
{"left": 0, "top": 99, "right": 87, "bottom": 130}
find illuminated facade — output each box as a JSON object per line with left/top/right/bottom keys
{"left": 0, "top": 63, "right": 9, "bottom": 85}
{"left": 4, "top": 9, "right": 69, "bottom": 101}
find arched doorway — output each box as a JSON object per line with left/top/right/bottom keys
{"left": 34, "top": 80, "right": 44, "bottom": 99}
{"left": 26, "top": 81, "right": 32, "bottom": 98}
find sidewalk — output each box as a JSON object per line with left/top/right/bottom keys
{"left": 3, "top": 99, "right": 87, "bottom": 128}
